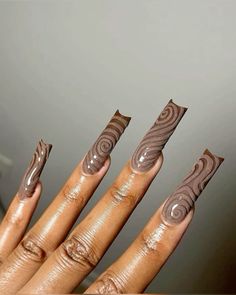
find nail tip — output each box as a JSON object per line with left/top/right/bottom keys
{"left": 203, "top": 148, "right": 224, "bottom": 164}
{"left": 39, "top": 139, "right": 53, "bottom": 154}
{"left": 169, "top": 98, "right": 188, "bottom": 112}
{"left": 115, "top": 109, "right": 132, "bottom": 124}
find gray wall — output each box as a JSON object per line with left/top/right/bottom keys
{"left": 0, "top": 0, "right": 235, "bottom": 293}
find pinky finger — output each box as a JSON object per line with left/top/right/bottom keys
{"left": 85, "top": 149, "right": 224, "bottom": 294}
{"left": 0, "top": 139, "right": 52, "bottom": 263}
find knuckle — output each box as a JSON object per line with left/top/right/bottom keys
{"left": 62, "top": 183, "right": 85, "bottom": 205}
{"left": 18, "top": 235, "right": 47, "bottom": 263}
{"left": 5, "top": 211, "right": 23, "bottom": 227}
{"left": 110, "top": 183, "right": 138, "bottom": 207}
{"left": 140, "top": 225, "right": 170, "bottom": 255}
{"left": 59, "top": 235, "right": 98, "bottom": 271}
{"left": 93, "top": 271, "right": 124, "bottom": 294}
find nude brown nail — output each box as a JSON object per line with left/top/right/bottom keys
{"left": 82, "top": 110, "right": 131, "bottom": 175}
{"left": 131, "top": 99, "right": 187, "bottom": 172}
{"left": 18, "top": 139, "right": 52, "bottom": 199}
{"left": 162, "top": 149, "right": 224, "bottom": 224}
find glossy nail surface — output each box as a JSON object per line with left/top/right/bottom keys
{"left": 83, "top": 110, "right": 131, "bottom": 175}
{"left": 131, "top": 99, "right": 187, "bottom": 172}
{"left": 162, "top": 149, "right": 224, "bottom": 224}
{"left": 18, "top": 139, "right": 52, "bottom": 199}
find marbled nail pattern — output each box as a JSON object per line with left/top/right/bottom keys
{"left": 82, "top": 110, "right": 131, "bottom": 175}
{"left": 162, "top": 149, "right": 224, "bottom": 224}
{"left": 18, "top": 139, "right": 52, "bottom": 199}
{"left": 131, "top": 99, "right": 187, "bottom": 172}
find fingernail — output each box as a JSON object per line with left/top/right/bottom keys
{"left": 82, "top": 110, "right": 131, "bottom": 175}
{"left": 18, "top": 139, "right": 52, "bottom": 199}
{"left": 131, "top": 99, "right": 187, "bottom": 172}
{"left": 162, "top": 149, "right": 224, "bottom": 224}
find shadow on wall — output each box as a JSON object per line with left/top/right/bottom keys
{"left": 194, "top": 167, "right": 236, "bottom": 293}
{"left": 193, "top": 219, "right": 236, "bottom": 292}
{"left": 0, "top": 197, "right": 5, "bottom": 222}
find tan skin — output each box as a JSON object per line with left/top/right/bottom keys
{"left": 0, "top": 147, "right": 196, "bottom": 294}
{"left": 0, "top": 107, "right": 222, "bottom": 293}
{"left": 0, "top": 182, "right": 42, "bottom": 264}
{"left": 0, "top": 141, "right": 224, "bottom": 295}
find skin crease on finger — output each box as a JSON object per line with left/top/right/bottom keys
{"left": 18, "top": 100, "right": 188, "bottom": 294}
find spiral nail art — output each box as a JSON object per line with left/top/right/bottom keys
{"left": 18, "top": 139, "right": 52, "bottom": 199}
{"left": 162, "top": 149, "right": 224, "bottom": 224}
{"left": 82, "top": 110, "right": 131, "bottom": 175}
{"left": 131, "top": 99, "right": 187, "bottom": 172}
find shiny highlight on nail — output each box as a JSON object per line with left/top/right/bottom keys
{"left": 82, "top": 110, "right": 131, "bottom": 175}
{"left": 18, "top": 139, "right": 52, "bottom": 199}
{"left": 131, "top": 100, "right": 187, "bottom": 173}
{"left": 162, "top": 149, "right": 224, "bottom": 224}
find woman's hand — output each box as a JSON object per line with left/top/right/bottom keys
{"left": 0, "top": 100, "right": 223, "bottom": 294}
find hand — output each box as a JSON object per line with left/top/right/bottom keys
{"left": 0, "top": 100, "right": 223, "bottom": 294}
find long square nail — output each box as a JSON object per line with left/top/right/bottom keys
{"left": 162, "top": 149, "right": 224, "bottom": 224}
{"left": 18, "top": 139, "right": 52, "bottom": 199}
{"left": 131, "top": 99, "right": 187, "bottom": 172}
{"left": 82, "top": 110, "right": 131, "bottom": 175}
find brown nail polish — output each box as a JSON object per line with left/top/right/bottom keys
{"left": 131, "top": 99, "right": 187, "bottom": 172}
{"left": 162, "top": 149, "right": 224, "bottom": 224}
{"left": 18, "top": 139, "right": 52, "bottom": 199}
{"left": 82, "top": 110, "right": 131, "bottom": 175}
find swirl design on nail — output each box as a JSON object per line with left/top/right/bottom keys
{"left": 83, "top": 110, "right": 131, "bottom": 175}
{"left": 162, "top": 149, "right": 224, "bottom": 224}
{"left": 18, "top": 139, "right": 52, "bottom": 199}
{"left": 131, "top": 99, "right": 187, "bottom": 172}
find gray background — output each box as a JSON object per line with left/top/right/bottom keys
{"left": 0, "top": 0, "right": 235, "bottom": 293}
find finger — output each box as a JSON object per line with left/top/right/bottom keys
{"left": 85, "top": 149, "right": 224, "bottom": 294}
{"left": 0, "top": 110, "right": 130, "bottom": 293}
{"left": 0, "top": 183, "right": 42, "bottom": 264}
{"left": 20, "top": 99, "right": 187, "bottom": 294}
{"left": 0, "top": 139, "right": 52, "bottom": 263}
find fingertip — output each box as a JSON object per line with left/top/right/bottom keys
{"left": 99, "top": 156, "right": 111, "bottom": 174}
{"left": 158, "top": 151, "right": 164, "bottom": 165}
{"left": 33, "top": 181, "right": 42, "bottom": 198}
{"left": 184, "top": 208, "right": 194, "bottom": 225}
{"left": 150, "top": 152, "right": 164, "bottom": 175}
